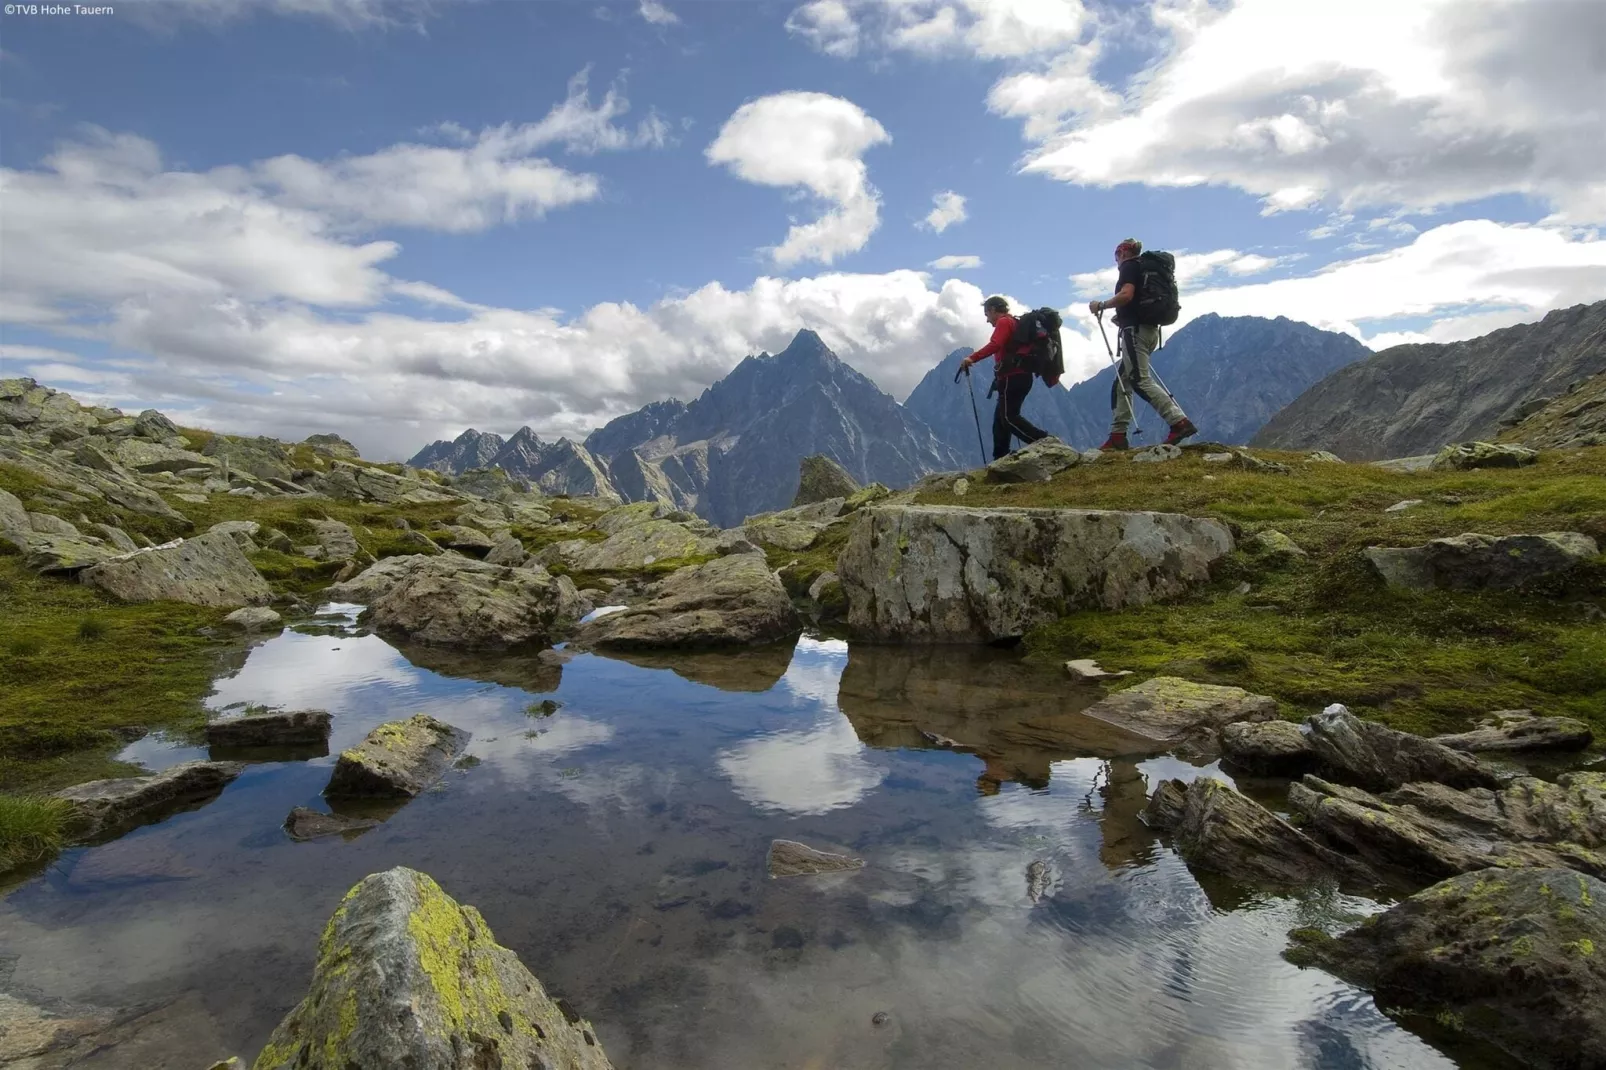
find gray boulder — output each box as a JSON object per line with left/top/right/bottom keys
{"left": 20, "top": 533, "right": 116, "bottom": 575}
{"left": 768, "top": 839, "right": 865, "bottom": 877}
{"left": 323, "top": 554, "right": 436, "bottom": 603}
{"left": 483, "top": 533, "right": 527, "bottom": 566}
{"left": 205, "top": 710, "right": 331, "bottom": 747}
{"left": 1248, "top": 529, "right": 1306, "bottom": 563}
{"left": 1433, "top": 712, "right": 1593, "bottom": 753}
{"left": 1287, "top": 867, "right": 1606, "bottom": 1069}
{"left": 27, "top": 511, "right": 80, "bottom": 537}
{"left": 539, "top": 519, "right": 720, "bottom": 572}
{"left": 208, "top": 520, "right": 261, "bottom": 551}
{"left": 1287, "top": 772, "right": 1606, "bottom": 880}
{"left": 1144, "top": 777, "right": 1376, "bottom": 889}
{"left": 0, "top": 487, "right": 28, "bottom": 537}
{"left": 793, "top": 454, "right": 859, "bottom": 506}
{"left": 80, "top": 532, "right": 274, "bottom": 608}
{"left": 984, "top": 437, "right": 1083, "bottom": 483}
{"left": 368, "top": 556, "right": 586, "bottom": 650}
{"left": 324, "top": 714, "right": 468, "bottom": 798}
{"left": 252, "top": 867, "right": 615, "bottom": 1069}
{"left": 1222, "top": 719, "right": 1316, "bottom": 774}
{"left": 1082, "top": 677, "right": 1277, "bottom": 747}
{"left": 1306, "top": 704, "right": 1501, "bottom": 791}
{"left": 1430, "top": 440, "right": 1539, "bottom": 470}
{"left": 742, "top": 515, "right": 829, "bottom": 551}
{"left": 574, "top": 553, "right": 801, "bottom": 650}
{"left": 438, "top": 524, "right": 495, "bottom": 554}
{"left": 222, "top": 606, "right": 283, "bottom": 632}
{"left": 839, "top": 505, "right": 1233, "bottom": 643}
{"left": 1365, "top": 531, "right": 1597, "bottom": 592}
{"left": 55, "top": 761, "right": 244, "bottom": 840}
{"left": 90, "top": 523, "right": 139, "bottom": 552}
{"left": 112, "top": 438, "right": 217, "bottom": 475}
{"left": 307, "top": 518, "right": 361, "bottom": 562}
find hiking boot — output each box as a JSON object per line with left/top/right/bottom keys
{"left": 1099, "top": 432, "right": 1129, "bottom": 451}
{"left": 1164, "top": 418, "right": 1198, "bottom": 446}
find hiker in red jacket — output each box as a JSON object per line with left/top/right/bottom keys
{"left": 958, "top": 295, "right": 1048, "bottom": 460}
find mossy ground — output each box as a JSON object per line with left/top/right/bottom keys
{"left": 918, "top": 445, "right": 1606, "bottom": 737}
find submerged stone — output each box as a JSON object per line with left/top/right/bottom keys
{"left": 205, "top": 710, "right": 331, "bottom": 748}
{"left": 1081, "top": 677, "right": 1276, "bottom": 746}
{"left": 283, "top": 807, "right": 380, "bottom": 842}
{"left": 767, "top": 840, "right": 865, "bottom": 878}
{"left": 251, "top": 867, "right": 615, "bottom": 1069}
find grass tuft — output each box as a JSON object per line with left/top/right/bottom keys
{"left": 0, "top": 793, "right": 74, "bottom": 872}
{"left": 76, "top": 616, "right": 108, "bottom": 641}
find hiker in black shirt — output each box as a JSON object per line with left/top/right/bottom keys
{"left": 1090, "top": 238, "right": 1196, "bottom": 449}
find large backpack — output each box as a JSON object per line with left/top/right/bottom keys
{"left": 1131, "top": 250, "right": 1180, "bottom": 326}
{"left": 1009, "top": 307, "right": 1065, "bottom": 386}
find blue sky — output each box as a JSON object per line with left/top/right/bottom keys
{"left": 2, "top": 0, "right": 1603, "bottom": 459}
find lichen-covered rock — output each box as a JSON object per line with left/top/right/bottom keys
{"left": 1222, "top": 719, "right": 1316, "bottom": 774}
{"left": 767, "top": 839, "right": 864, "bottom": 878}
{"left": 1287, "top": 868, "right": 1606, "bottom": 1069}
{"left": 793, "top": 454, "right": 859, "bottom": 506}
{"left": 539, "top": 520, "right": 721, "bottom": 572}
{"left": 324, "top": 715, "right": 468, "bottom": 798}
{"left": 54, "top": 761, "right": 244, "bottom": 840}
{"left": 1365, "top": 531, "right": 1597, "bottom": 592}
{"left": 80, "top": 532, "right": 274, "bottom": 608}
{"left": 206, "top": 710, "right": 331, "bottom": 747}
{"left": 838, "top": 505, "right": 1234, "bottom": 643}
{"left": 368, "top": 556, "right": 585, "bottom": 650}
{"left": 1082, "top": 677, "right": 1276, "bottom": 746}
{"left": 304, "top": 432, "right": 360, "bottom": 460}
{"left": 1430, "top": 440, "right": 1539, "bottom": 471}
{"left": 307, "top": 519, "right": 361, "bottom": 562}
{"left": 1143, "top": 777, "right": 1376, "bottom": 888}
{"left": 251, "top": 867, "right": 615, "bottom": 1070}
{"left": 0, "top": 487, "right": 29, "bottom": 537}
{"left": 222, "top": 606, "right": 283, "bottom": 631}
{"left": 807, "top": 570, "right": 847, "bottom": 621}
{"left": 1433, "top": 713, "right": 1593, "bottom": 753}
{"left": 112, "top": 438, "right": 218, "bottom": 474}
{"left": 1306, "top": 704, "right": 1500, "bottom": 791}
{"left": 1248, "top": 529, "right": 1306, "bottom": 562}
{"left": 742, "top": 516, "right": 828, "bottom": 551}
{"left": 1130, "top": 443, "right": 1182, "bottom": 464}
{"left": 90, "top": 523, "right": 138, "bottom": 552}
{"left": 983, "top": 437, "right": 1082, "bottom": 483}
{"left": 27, "top": 511, "right": 80, "bottom": 537}
{"left": 323, "top": 553, "right": 435, "bottom": 603}
{"left": 20, "top": 533, "right": 116, "bottom": 574}
{"left": 1287, "top": 772, "right": 1606, "bottom": 880}
{"left": 1306, "top": 450, "right": 1344, "bottom": 463}
{"left": 574, "top": 553, "right": 801, "bottom": 650}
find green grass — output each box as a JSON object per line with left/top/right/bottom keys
{"left": 0, "top": 794, "right": 73, "bottom": 873}
{"left": 0, "top": 557, "right": 228, "bottom": 791}
{"left": 920, "top": 445, "right": 1606, "bottom": 738}
{"left": 766, "top": 521, "right": 853, "bottom": 598}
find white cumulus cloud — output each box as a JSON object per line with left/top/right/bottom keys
{"left": 637, "top": 0, "right": 678, "bottom": 25}
{"left": 706, "top": 92, "right": 890, "bottom": 266}
{"left": 928, "top": 255, "right": 983, "bottom": 271}
{"left": 920, "top": 190, "right": 967, "bottom": 233}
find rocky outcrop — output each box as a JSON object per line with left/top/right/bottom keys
{"left": 983, "top": 437, "right": 1084, "bottom": 483}
{"left": 792, "top": 454, "right": 859, "bottom": 505}
{"left": 1365, "top": 532, "right": 1598, "bottom": 592}
{"left": 367, "top": 556, "right": 587, "bottom": 650}
{"left": 54, "top": 761, "right": 244, "bottom": 840}
{"left": 21, "top": 533, "right": 116, "bottom": 575}
{"left": 1432, "top": 712, "right": 1593, "bottom": 753}
{"left": 1144, "top": 777, "right": 1376, "bottom": 888}
{"left": 205, "top": 710, "right": 331, "bottom": 748}
{"left": 1222, "top": 719, "right": 1315, "bottom": 774}
{"left": 80, "top": 532, "right": 274, "bottom": 608}
{"left": 838, "top": 505, "right": 1234, "bottom": 643}
{"left": 483, "top": 534, "right": 527, "bottom": 566}
{"left": 1287, "top": 772, "right": 1606, "bottom": 880}
{"left": 324, "top": 715, "right": 468, "bottom": 798}
{"left": 1500, "top": 369, "right": 1606, "bottom": 449}
{"left": 252, "top": 867, "right": 615, "bottom": 1069}
{"left": 1082, "top": 677, "right": 1276, "bottom": 747}
{"left": 767, "top": 839, "right": 865, "bottom": 877}
{"left": 574, "top": 553, "right": 801, "bottom": 650}
{"left": 539, "top": 519, "right": 720, "bottom": 572}
{"left": 1305, "top": 704, "right": 1499, "bottom": 792}
{"left": 306, "top": 519, "right": 361, "bottom": 562}
{"left": 1254, "top": 299, "right": 1606, "bottom": 459}
{"left": 323, "top": 553, "right": 435, "bottom": 603}
{"left": 1430, "top": 441, "right": 1538, "bottom": 471}
{"left": 1288, "top": 867, "right": 1606, "bottom": 1069}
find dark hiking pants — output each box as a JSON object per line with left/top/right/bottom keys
{"left": 993, "top": 373, "right": 1047, "bottom": 460}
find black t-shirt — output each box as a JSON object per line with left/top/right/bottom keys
{"left": 1112, "top": 258, "right": 1142, "bottom": 327}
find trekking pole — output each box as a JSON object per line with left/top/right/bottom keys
{"left": 1096, "top": 311, "right": 1142, "bottom": 437}
{"left": 955, "top": 360, "right": 988, "bottom": 466}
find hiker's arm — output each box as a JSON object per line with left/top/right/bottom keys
{"left": 1091, "top": 283, "right": 1136, "bottom": 314}
{"left": 962, "top": 320, "right": 1011, "bottom": 366}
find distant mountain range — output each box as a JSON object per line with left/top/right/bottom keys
{"left": 408, "top": 330, "right": 963, "bottom": 526}
{"left": 1254, "top": 300, "right": 1606, "bottom": 459}
{"left": 904, "top": 313, "right": 1372, "bottom": 453}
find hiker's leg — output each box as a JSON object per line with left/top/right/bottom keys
{"left": 991, "top": 384, "right": 1012, "bottom": 460}
{"left": 1004, "top": 375, "right": 1048, "bottom": 445}
{"left": 1123, "top": 326, "right": 1186, "bottom": 425}
{"left": 1111, "top": 336, "right": 1137, "bottom": 433}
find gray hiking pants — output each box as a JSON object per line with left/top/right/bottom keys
{"left": 1111, "top": 324, "right": 1185, "bottom": 433}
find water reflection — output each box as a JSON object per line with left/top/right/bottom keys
{"left": 4, "top": 622, "right": 1503, "bottom": 1070}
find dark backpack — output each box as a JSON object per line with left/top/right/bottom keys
{"left": 1009, "top": 307, "right": 1065, "bottom": 386}
{"left": 1131, "top": 250, "right": 1180, "bottom": 326}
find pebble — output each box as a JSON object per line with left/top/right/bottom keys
{"left": 871, "top": 1011, "right": 890, "bottom": 1027}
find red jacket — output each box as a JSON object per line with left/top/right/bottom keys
{"left": 970, "top": 315, "right": 1030, "bottom": 377}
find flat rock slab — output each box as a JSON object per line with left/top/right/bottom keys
{"left": 323, "top": 553, "right": 434, "bottom": 603}
{"left": 1222, "top": 719, "right": 1316, "bottom": 774}
{"left": 368, "top": 556, "right": 587, "bottom": 650}
{"left": 1082, "top": 677, "right": 1276, "bottom": 745}
{"left": 1365, "top": 531, "right": 1597, "bottom": 592}
{"left": 540, "top": 519, "right": 721, "bottom": 571}
{"left": 1144, "top": 777, "right": 1376, "bottom": 889}
{"left": 55, "top": 761, "right": 244, "bottom": 840}
{"left": 1433, "top": 714, "right": 1593, "bottom": 753}
{"left": 1306, "top": 704, "right": 1499, "bottom": 791}
{"left": 205, "top": 710, "right": 331, "bottom": 748}
{"left": 1289, "top": 868, "right": 1606, "bottom": 1070}
{"left": 985, "top": 437, "right": 1083, "bottom": 483}
{"left": 20, "top": 533, "right": 116, "bottom": 575}
{"left": 80, "top": 531, "right": 273, "bottom": 608}
{"left": 252, "top": 867, "right": 616, "bottom": 1069}
{"left": 222, "top": 606, "right": 282, "bottom": 631}
{"left": 742, "top": 516, "right": 830, "bottom": 552}
{"left": 283, "top": 806, "right": 380, "bottom": 842}
{"left": 838, "top": 506, "right": 1234, "bottom": 643}
{"left": 768, "top": 839, "right": 865, "bottom": 878}
{"left": 324, "top": 714, "right": 468, "bottom": 798}
{"left": 575, "top": 553, "right": 801, "bottom": 650}
{"left": 1063, "top": 658, "right": 1131, "bottom": 681}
